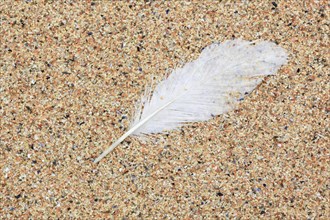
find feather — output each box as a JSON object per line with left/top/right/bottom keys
{"left": 94, "top": 39, "right": 288, "bottom": 163}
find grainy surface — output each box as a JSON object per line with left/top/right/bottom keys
{"left": 0, "top": 1, "right": 329, "bottom": 219}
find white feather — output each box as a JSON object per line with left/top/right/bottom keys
{"left": 94, "top": 39, "right": 288, "bottom": 163}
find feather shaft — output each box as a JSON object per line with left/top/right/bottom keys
{"left": 94, "top": 100, "right": 174, "bottom": 163}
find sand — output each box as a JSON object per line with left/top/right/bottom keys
{"left": 1, "top": 1, "right": 329, "bottom": 219}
